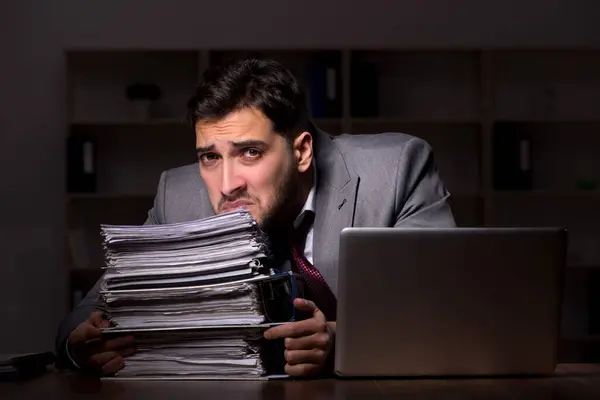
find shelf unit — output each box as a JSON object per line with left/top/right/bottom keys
{"left": 64, "top": 48, "right": 600, "bottom": 360}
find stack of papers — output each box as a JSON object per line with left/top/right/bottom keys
{"left": 103, "top": 326, "right": 272, "bottom": 378}
{"left": 97, "top": 210, "right": 290, "bottom": 378}
{"left": 102, "top": 279, "right": 267, "bottom": 329}
{"left": 100, "top": 210, "right": 269, "bottom": 292}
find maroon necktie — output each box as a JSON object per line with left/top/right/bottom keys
{"left": 290, "top": 212, "right": 337, "bottom": 321}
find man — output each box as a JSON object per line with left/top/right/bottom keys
{"left": 56, "top": 56, "right": 456, "bottom": 377}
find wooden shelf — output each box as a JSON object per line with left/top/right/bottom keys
{"left": 68, "top": 193, "right": 155, "bottom": 201}
{"left": 492, "top": 190, "right": 600, "bottom": 198}
{"left": 72, "top": 118, "right": 343, "bottom": 130}
{"left": 349, "top": 118, "right": 481, "bottom": 125}
{"left": 68, "top": 119, "right": 599, "bottom": 132}
{"left": 71, "top": 118, "right": 187, "bottom": 127}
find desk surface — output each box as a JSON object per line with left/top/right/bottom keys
{"left": 3, "top": 363, "right": 600, "bottom": 399}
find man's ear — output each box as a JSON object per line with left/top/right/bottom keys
{"left": 293, "top": 131, "right": 313, "bottom": 173}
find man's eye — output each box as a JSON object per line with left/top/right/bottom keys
{"left": 242, "top": 148, "right": 262, "bottom": 159}
{"left": 199, "top": 153, "right": 219, "bottom": 164}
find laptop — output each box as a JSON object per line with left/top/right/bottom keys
{"left": 334, "top": 227, "right": 567, "bottom": 378}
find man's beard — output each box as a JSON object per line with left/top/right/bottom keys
{"left": 214, "top": 154, "right": 305, "bottom": 237}
{"left": 213, "top": 154, "right": 306, "bottom": 264}
{"left": 259, "top": 158, "right": 303, "bottom": 237}
{"left": 256, "top": 158, "right": 306, "bottom": 265}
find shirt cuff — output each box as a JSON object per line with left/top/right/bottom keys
{"left": 65, "top": 338, "right": 82, "bottom": 369}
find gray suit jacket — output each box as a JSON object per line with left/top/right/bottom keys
{"left": 55, "top": 127, "right": 456, "bottom": 367}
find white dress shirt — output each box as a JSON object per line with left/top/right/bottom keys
{"left": 292, "top": 164, "right": 317, "bottom": 264}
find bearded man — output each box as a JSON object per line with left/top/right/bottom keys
{"left": 55, "top": 56, "right": 456, "bottom": 377}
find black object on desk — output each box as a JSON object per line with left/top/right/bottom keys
{"left": 0, "top": 352, "right": 56, "bottom": 381}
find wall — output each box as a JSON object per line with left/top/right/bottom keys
{"left": 1, "top": 0, "right": 599, "bottom": 352}
{"left": 59, "top": 0, "right": 600, "bottom": 48}
{"left": 1, "top": 1, "right": 68, "bottom": 353}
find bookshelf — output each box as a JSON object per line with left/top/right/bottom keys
{"left": 64, "top": 48, "right": 600, "bottom": 361}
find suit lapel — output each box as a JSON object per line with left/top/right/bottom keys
{"left": 312, "top": 128, "right": 359, "bottom": 296}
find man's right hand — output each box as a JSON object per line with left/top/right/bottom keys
{"left": 67, "top": 311, "right": 135, "bottom": 375}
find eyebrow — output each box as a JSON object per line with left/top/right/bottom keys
{"left": 195, "top": 144, "right": 214, "bottom": 154}
{"left": 195, "top": 140, "right": 267, "bottom": 155}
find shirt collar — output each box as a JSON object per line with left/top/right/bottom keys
{"left": 293, "top": 161, "right": 317, "bottom": 230}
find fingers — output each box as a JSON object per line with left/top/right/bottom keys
{"left": 69, "top": 322, "right": 102, "bottom": 345}
{"left": 284, "top": 362, "right": 322, "bottom": 377}
{"left": 282, "top": 331, "right": 332, "bottom": 377}
{"left": 264, "top": 317, "right": 328, "bottom": 340}
{"left": 89, "top": 351, "right": 120, "bottom": 368}
{"left": 118, "top": 347, "right": 137, "bottom": 358}
{"left": 293, "top": 298, "right": 319, "bottom": 314}
{"left": 69, "top": 319, "right": 135, "bottom": 375}
{"left": 83, "top": 346, "right": 135, "bottom": 375}
{"left": 88, "top": 335, "right": 135, "bottom": 354}
{"left": 88, "top": 311, "right": 107, "bottom": 327}
{"left": 88, "top": 346, "right": 134, "bottom": 366}
{"left": 88, "top": 352, "right": 125, "bottom": 376}
{"left": 284, "top": 348, "right": 327, "bottom": 366}
{"left": 105, "top": 335, "right": 135, "bottom": 352}
{"left": 70, "top": 311, "right": 111, "bottom": 345}
{"left": 102, "top": 356, "right": 125, "bottom": 375}
{"left": 263, "top": 298, "right": 328, "bottom": 340}
{"left": 284, "top": 332, "right": 330, "bottom": 351}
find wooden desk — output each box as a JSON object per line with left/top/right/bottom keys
{"left": 2, "top": 364, "right": 599, "bottom": 399}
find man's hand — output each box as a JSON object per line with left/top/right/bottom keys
{"left": 67, "top": 311, "right": 135, "bottom": 375}
{"left": 263, "top": 298, "right": 334, "bottom": 377}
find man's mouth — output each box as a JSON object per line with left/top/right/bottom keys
{"left": 221, "top": 200, "right": 253, "bottom": 212}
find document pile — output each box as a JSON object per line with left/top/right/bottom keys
{"left": 98, "top": 210, "right": 295, "bottom": 379}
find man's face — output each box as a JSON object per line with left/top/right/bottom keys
{"left": 195, "top": 107, "right": 312, "bottom": 232}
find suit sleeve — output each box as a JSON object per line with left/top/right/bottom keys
{"left": 144, "top": 171, "right": 168, "bottom": 225}
{"left": 54, "top": 171, "right": 169, "bottom": 369}
{"left": 393, "top": 137, "right": 456, "bottom": 228}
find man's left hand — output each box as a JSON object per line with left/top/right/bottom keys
{"left": 263, "top": 298, "right": 334, "bottom": 377}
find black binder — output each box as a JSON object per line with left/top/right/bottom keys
{"left": 0, "top": 351, "right": 55, "bottom": 381}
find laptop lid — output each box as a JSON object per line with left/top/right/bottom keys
{"left": 334, "top": 227, "right": 566, "bottom": 377}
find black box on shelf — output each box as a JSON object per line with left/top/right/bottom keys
{"left": 67, "top": 134, "right": 97, "bottom": 193}
{"left": 350, "top": 60, "right": 379, "bottom": 118}
{"left": 492, "top": 123, "right": 533, "bottom": 190}
{"left": 588, "top": 269, "right": 600, "bottom": 334}
{"left": 307, "top": 53, "right": 342, "bottom": 118}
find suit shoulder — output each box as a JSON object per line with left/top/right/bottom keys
{"left": 332, "top": 131, "right": 432, "bottom": 162}
{"left": 162, "top": 163, "right": 201, "bottom": 185}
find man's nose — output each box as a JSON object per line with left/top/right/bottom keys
{"left": 220, "top": 161, "right": 245, "bottom": 196}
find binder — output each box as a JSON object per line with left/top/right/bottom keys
{"left": 66, "top": 134, "right": 96, "bottom": 193}
{"left": 493, "top": 122, "right": 533, "bottom": 190}
{"left": 100, "top": 272, "right": 300, "bottom": 379}
{"left": 307, "top": 53, "right": 342, "bottom": 118}
{"left": 0, "top": 352, "right": 55, "bottom": 381}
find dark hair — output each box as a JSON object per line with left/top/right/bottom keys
{"left": 187, "top": 56, "right": 310, "bottom": 141}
